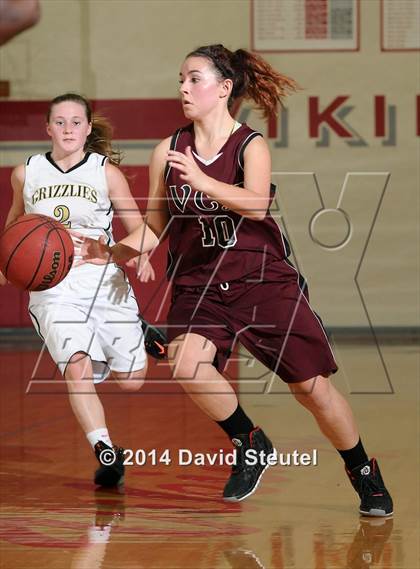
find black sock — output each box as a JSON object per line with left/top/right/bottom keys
{"left": 338, "top": 438, "right": 369, "bottom": 471}
{"left": 216, "top": 404, "right": 254, "bottom": 439}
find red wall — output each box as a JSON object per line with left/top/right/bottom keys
{"left": 0, "top": 164, "right": 171, "bottom": 326}
{"left": 0, "top": 99, "right": 187, "bottom": 141}
{"left": 0, "top": 99, "right": 188, "bottom": 327}
{"left": 0, "top": 98, "right": 247, "bottom": 327}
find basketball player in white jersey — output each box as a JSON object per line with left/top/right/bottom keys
{"left": 0, "top": 93, "right": 159, "bottom": 487}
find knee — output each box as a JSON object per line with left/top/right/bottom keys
{"left": 64, "top": 352, "right": 92, "bottom": 382}
{"left": 112, "top": 368, "right": 146, "bottom": 392}
{"left": 118, "top": 379, "right": 145, "bottom": 392}
{"left": 290, "top": 376, "right": 331, "bottom": 412}
{"left": 293, "top": 392, "right": 324, "bottom": 412}
{"left": 167, "top": 335, "right": 215, "bottom": 382}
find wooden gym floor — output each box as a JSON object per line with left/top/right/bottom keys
{"left": 0, "top": 339, "right": 418, "bottom": 568}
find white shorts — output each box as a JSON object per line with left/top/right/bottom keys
{"left": 29, "top": 263, "right": 146, "bottom": 383}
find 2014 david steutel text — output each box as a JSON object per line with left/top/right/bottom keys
{"left": 122, "top": 448, "right": 318, "bottom": 467}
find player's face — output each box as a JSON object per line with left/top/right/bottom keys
{"left": 179, "top": 57, "right": 230, "bottom": 119}
{"left": 46, "top": 101, "right": 92, "bottom": 154}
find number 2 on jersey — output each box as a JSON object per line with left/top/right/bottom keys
{"left": 198, "top": 216, "right": 237, "bottom": 249}
{"left": 53, "top": 205, "right": 71, "bottom": 228}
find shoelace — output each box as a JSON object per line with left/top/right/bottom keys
{"left": 358, "top": 472, "right": 384, "bottom": 495}
{"left": 96, "top": 443, "right": 124, "bottom": 463}
{"left": 232, "top": 443, "right": 249, "bottom": 474}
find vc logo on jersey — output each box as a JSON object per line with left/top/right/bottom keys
{"left": 169, "top": 184, "right": 219, "bottom": 213}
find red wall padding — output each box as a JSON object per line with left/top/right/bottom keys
{"left": 0, "top": 99, "right": 186, "bottom": 141}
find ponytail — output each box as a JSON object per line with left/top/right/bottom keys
{"left": 231, "top": 49, "right": 299, "bottom": 118}
{"left": 46, "top": 93, "right": 122, "bottom": 165}
{"left": 85, "top": 115, "right": 122, "bottom": 166}
{"left": 187, "top": 44, "right": 300, "bottom": 118}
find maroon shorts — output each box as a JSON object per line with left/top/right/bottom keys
{"left": 167, "top": 259, "right": 338, "bottom": 383}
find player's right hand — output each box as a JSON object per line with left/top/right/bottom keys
{"left": 0, "top": 271, "right": 8, "bottom": 285}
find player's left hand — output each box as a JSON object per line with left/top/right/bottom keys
{"left": 70, "top": 231, "right": 112, "bottom": 266}
{"left": 167, "top": 146, "right": 211, "bottom": 190}
{"left": 126, "top": 254, "right": 156, "bottom": 282}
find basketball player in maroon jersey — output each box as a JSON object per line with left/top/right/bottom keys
{"left": 76, "top": 45, "right": 393, "bottom": 516}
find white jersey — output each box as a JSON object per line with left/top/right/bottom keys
{"left": 24, "top": 151, "right": 117, "bottom": 302}
{"left": 23, "top": 152, "right": 146, "bottom": 379}
{"left": 23, "top": 151, "right": 114, "bottom": 242}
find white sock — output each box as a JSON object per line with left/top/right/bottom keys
{"left": 86, "top": 428, "right": 113, "bottom": 449}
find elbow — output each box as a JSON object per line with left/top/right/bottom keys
{"left": 242, "top": 201, "right": 269, "bottom": 222}
{"left": 244, "top": 210, "right": 267, "bottom": 222}
{"left": 25, "top": 3, "right": 41, "bottom": 28}
{"left": 152, "top": 233, "right": 160, "bottom": 248}
{"left": 146, "top": 228, "right": 160, "bottom": 250}
{"left": 147, "top": 222, "right": 167, "bottom": 241}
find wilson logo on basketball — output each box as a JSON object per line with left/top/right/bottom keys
{"left": 0, "top": 214, "right": 74, "bottom": 291}
{"left": 37, "top": 251, "right": 62, "bottom": 290}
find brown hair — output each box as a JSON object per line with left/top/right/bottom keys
{"left": 46, "top": 93, "right": 122, "bottom": 165}
{"left": 187, "top": 44, "right": 299, "bottom": 118}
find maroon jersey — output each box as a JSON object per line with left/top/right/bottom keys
{"left": 165, "top": 123, "right": 290, "bottom": 285}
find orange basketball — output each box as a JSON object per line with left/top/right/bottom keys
{"left": 0, "top": 214, "right": 74, "bottom": 291}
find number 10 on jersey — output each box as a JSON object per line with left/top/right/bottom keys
{"left": 198, "top": 215, "right": 237, "bottom": 249}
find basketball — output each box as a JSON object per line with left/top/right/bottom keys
{"left": 0, "top": 213, "right": 74, "bottom": 291}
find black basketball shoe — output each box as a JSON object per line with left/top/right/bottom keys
{"left": 223, "top": 427, "right": 273, "bottom": 502}
{"left": 94, "top": 441, "right": 125, "bottom": 487}
{"left": 140, "top": 317, "right": 167, "bottom": 360}
{"left": 346, "top": 458, "right": 393, "bottom": 517}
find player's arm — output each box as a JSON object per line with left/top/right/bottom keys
{"left": 146, "top": 137, "right": 171, "bottom": 239}
{"left": 110, "top": 138, "right": 171, "bottom": 259}
{"left": 5, "top": 165, "right": 25, "bottom": 227}
{"left": 107, "top": 162, "right": 144, "bottom": 234}
{"left": 0, "top": 0, "right": 40, "bottom": 47}
{"left": 103, "top": 162, "right": 158, "bottom": 260}
{"left": 72, "top": 158, "right": 165, "bottom": 266}
{"left": 72, "top": 220, "right": 160, "bottom": 267}
{"left": 72, "top": 140, "right": 170, "bottom": 266}
{"left": 167, "top": 136, "right": 271, "bottom": 221}
{"left": 106, "top": 162, "right": 154, "bottom": 281}
{"left": 1, "top": 164, "right": 25, "bottom": 284}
